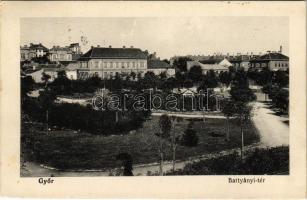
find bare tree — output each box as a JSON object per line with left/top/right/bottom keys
{"left": 158, "top": 114, "right": 171, "bottom": 175}
{"left": 170, "top": 116, "right": 183, "bottom": 173}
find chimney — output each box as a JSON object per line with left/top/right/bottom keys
{"left": 279, "top": 45, "right": 282, "bottom": 53}
{"left": 123, "top": 45, "right": 126, "bottom": 49}
{"left": 130, "top": 46, "right": 134, "bottom": 48}
{"left": 97, "top": 45, "right": 100, "bottom": 47}
{"left": 91, "top": 46, "right": 94, "bottom": 49}
{"left": 267, "top": 50, "right": 271, "bottom": 53}
{"left": 109, "top": 45, "right": 112, "bottom": 48}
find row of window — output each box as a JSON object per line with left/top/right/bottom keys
{"left": 79, "top": 71, "right": 145, "bottom": 79}
{"left": 274, "top": 63, "right": 288, "bottom": 68}
{"left": 80, "top": 61, "right": 146, "bottom": 69}
{"left": 51, "top": 54, "right": 72, "bottom": 60}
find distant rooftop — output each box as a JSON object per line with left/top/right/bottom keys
{"left": 79, "top": 47, "right": 148, "bottom": 60}
{"left": 250, "top": 52, "right": 289, "bottom": 62}
{"left": 148, "top": 59, "right": 172, "bottom": 69}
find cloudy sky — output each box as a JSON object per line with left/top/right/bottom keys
{"left": 21, "top": 17, "right": 289, "bottom": 59}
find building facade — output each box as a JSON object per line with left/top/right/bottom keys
{"left": 48, "top": 46, "right": 73, "bottom": 62}
{"left": 187, "top": 58, "right": 231, "bottom": 74}
{"left": 147, "top": 59, "right": 175, "bottom": 77}
{"left": 249, "top": 52, "right": 289, "bottom": 71}
{"left": 20, "top": 43, "right": 49, "bottom": 61}
{"left": 77, "top": 46, "right": 148, "bottom": 79}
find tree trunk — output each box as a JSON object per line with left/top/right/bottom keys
{"left": 172, "top": 145, "right": 176, "bottom": 173}
{"left": 240, "top": 115, "right": 244, "bottom": 160}
{"left": 115, "top": 111, "right": 119, "bottom": 123}
{"left": 226, "top": 116, "right": 230, "bottom": 141}
{"left": 159, "top": 139, "right": 164, "bottom": 176}
{"left": 46, "top": 110, "right": 49, "bottom": 134}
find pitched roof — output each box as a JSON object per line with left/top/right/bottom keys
{"left": 250, "top": 52, "right": 289, "bottom": 62}
{"left": 72, "top": 54, "right": 82, "bottom": 60}
{"left": 29, "top": 43, "right": 49, "bottom": 51}
{"left": 79, "top": 47, "right": 147, "bottom": 60}
{"left": 199, "top": 58, "right": 223, "bottom": 64}
{"left": 65, "top": 62, "right": 79, "bottom": 71}
{"left": 187, "top": 61, "right": 229, "bottom": 71}
{"left": 50, "top": 46, "right": 72, "bottom": 52}
{"left": 148, "top": 59, "right": 172, "bottom": 69}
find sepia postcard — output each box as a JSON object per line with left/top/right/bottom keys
{"left": 0, "top": 1, "right": 306, "bottom": 198}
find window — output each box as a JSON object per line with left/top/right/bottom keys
{"left": 132, "top": 62, "right": 135, "bottom": 68}
{"left": 95, "top": 61, "right": 99, "bottom": 68}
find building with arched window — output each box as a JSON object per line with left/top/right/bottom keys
{"left": 249, "top": 52, "right": 289, "bottom": 71}
{"left": 77, "top": 46, "right": 148, "bottom": 79}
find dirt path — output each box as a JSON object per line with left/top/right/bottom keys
{"left": 152, "top": 112, "right": 226, "bottom": 119}
{"left": 252, "top": 102, "right": 289, "bottom": 147}
{"left": 21, "top": 143, "right": 260, "bottom": 177}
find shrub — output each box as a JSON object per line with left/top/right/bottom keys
{"left": 181, "top": 126, "right": 199, "bottom": 147}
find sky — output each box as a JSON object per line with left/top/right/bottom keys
{"left": 21, "top": 17, "right": 289, "bottom": 59}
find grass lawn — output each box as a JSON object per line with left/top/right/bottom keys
{"left": 21, "top": 116, "right": 259, "bottom": 170}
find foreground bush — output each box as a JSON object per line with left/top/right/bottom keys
{"left": 22, "top": 97, "right": 150, "bottom": 135}
{"left": 167, "top": 146, "right": 289, "bottom": 175}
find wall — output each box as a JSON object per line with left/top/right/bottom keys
{"left": 78, "top": 58, "right": 147, "bottom": 79}
{"left": 269, "top": 60, "right": 289, "bottom": 71}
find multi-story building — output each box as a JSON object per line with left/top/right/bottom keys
{"left": 69, "top": 43, "right": 82, "bottom": 54}
{"left": 249, "top": 50, "right": 289, "bottom": 71}
{"left": 48, "top": 46, "right": 73, "bottom": 62}
{"left": 187, "top": 58, "right": 232, "bottom": 74}
{"left": 228, "top": 54, "right": 253, "bottom": 71}
{"left": 77, "top": 46, "right": 148, "bottom": 79}
{"left": 20, "top": 43, "right": 49, "bottom": 61}
{"left": 147, "top": 59, "right": 175, "bottom": 77}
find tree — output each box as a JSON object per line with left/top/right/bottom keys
{"left": 51, "top": 70, "right": 72, "bottom": 95}
{"left": 181, "top": 122, "right": 198, "bottom": 147}
{"left": 38, "top": 88, "right": 56, "bottom": 133}
{"left": 233, "top": 68, "right": 249, "bottom": 87}
{"left": 41, "top": 72, "right": 51, "bottom": 88}
{"left": 112, "top": 73, "right": 123, "bottom": 91}
{"left": 116, "top": 153, "right": 133, "bottom": 176}
{"left": 230, "top": 85, "right": 256, "bottom": 103}
{"left": 161, "top": 77, "right": 177, "bottom": 92}
{"left": 173, "top": 57, "right": 192, "bottom": 72}
{"left": 198, "top": 70, "right": 218, "bottom": 90}
{"left": 130, "top": 72, "right": 137, "bottom": 81}
{"left": 175, "top": 72, "right": 186, "bottom": 88}
{"left": 170, "top": 116, "right": 183, "bottom": 173}
{"left": 158, "top": 114, "right": 172, "bottom": 175}
{"left": 188, "top": 65, "right": 203, "bottom": 84}
{"left": 221, "top": 99, "right": 237, "bottom": 141}
{"left": 143, "top": 71, "right": 158, "bottom": 89}
{"left": 21, "top": 76, "right": 34, "bottom": 104}
{"left": 219, "top": 71, "right": 232, "bottom": 87}
{"left": 229, "top": 85, "right": 254, "bottom": 160}
{"left": 159, "top": 71, "right": 167, "bottom": 80}
{"left": 273, "top": 70, "right": 289, "bottom": 88}
{"left": 162, "top": 59, "right": 170, "bottom": 64}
